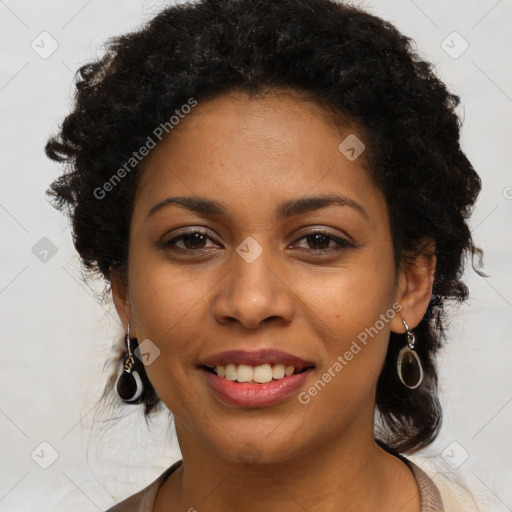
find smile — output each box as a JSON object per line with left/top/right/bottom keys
{"left": 203, "top": 363, "right": 312, "bottom": 384}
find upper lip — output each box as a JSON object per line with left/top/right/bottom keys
{"left": 199, "top": 349, "right": 315, "bottom": 370}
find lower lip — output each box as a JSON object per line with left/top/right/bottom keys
{"left": 200, "top": 367, "right": 314, "bottom": 408}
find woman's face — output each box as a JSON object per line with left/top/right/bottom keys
{"left": 114, "top": 89, "right": 412, "bottom": 464}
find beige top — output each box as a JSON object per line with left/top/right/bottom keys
{"left": 104, "top": 456, "right": 445, "bottom": 511}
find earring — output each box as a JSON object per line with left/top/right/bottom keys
{"left": 115, "top": 323, "right": 144, "bottom": 403}
{"left": 397, "top": 320, "right": 424, "bottom": 389}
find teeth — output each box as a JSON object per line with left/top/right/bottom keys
{"left": 225, "top": 363, "right": 237, "bottom": 381}
{"left": 212, "top": 363, "right": 301, "bottom": 383}
{"left": 253, "top": 363, "right": 273, "bottom": 383}
{"left": 272, "top": 364, "right": 286, "bottom": 379}
{"left": 237, "top": 364, "right": 254, "bottom": 383}
{"left": 285, "top": 365, "right": 295, "bottom": 377}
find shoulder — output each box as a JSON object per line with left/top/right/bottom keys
{"left": 104, "top": 490, "right": 147, "bottom": 512}
{"left": 104, "top": 460, "right": 183, "bottom": 512}
{"left": 400, "top": 456, "right": 444, "bottom": 511}
{"left": 404, "top": 454, "right": 494, "bottom": 512}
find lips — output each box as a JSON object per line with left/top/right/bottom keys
{"left": 201, "top": 367, "right": 314, "bottom": 407}
{"left": 199, "top": 348, "right": 315, "bottom": 371}
{"left": 198, "top": 349, "right": 316, "bottom": 407}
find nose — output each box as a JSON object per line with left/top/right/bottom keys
{"left": 211, "top": 245, "right": 295, "bottom": 330}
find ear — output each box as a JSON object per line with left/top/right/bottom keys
{"left": 390, "top": 237, "right": 436, "bottom": 334}
{"left": 110, "top": 265, "right": 133, "bottom": 335}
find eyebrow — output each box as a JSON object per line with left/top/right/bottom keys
{"left": 146, "top": 193, "right": 370, "bottom": 222}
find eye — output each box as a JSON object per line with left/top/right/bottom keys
{"left": 159, "top": 228, "right": 354, "bottom": 255}
{"left": 290, "top": 229, "right": 354, "bottom": 254}
{"left": 160, "top": 229, "right": 219, "bottom": 253}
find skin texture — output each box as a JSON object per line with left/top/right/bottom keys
{"left": 111, "top": 89, "right": 436, "bottom": 512}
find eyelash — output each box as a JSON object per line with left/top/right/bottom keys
{"left": 159, "top": 228, "right": 354, "bottom": 255}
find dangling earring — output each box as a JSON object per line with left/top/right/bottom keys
{"left": 397, "top": 320, "right": 424, "bottom": 389}
{"left": 115, "top": 323, "right": 144, "bottom": 403}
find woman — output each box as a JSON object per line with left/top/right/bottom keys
{"left": 45, "top": 0, "right": 485, "bottom": 510}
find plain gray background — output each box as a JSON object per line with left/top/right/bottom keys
{"left": 1, "top": 0, "right": 511, "bottom": 510}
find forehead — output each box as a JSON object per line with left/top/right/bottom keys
{"left": 132, "top": 90, "right": 386, "bottom": 228}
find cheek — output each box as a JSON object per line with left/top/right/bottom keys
{"left": 296, "top": 274, "right": 395, "bottom": 425}
{"left": 344, "top": 244, "right": 397, "bottom": 321}
{"left": 128, "top": 255, "right": 214, "bottom": 360}
{"left": 292, "top": 251, "right": 396, "bottom": 388}
{"left": 127, "top": 260, "right": 214, "bottom": 411}
{"left": 295, "top": 250, "right": 396, "bottom": 337}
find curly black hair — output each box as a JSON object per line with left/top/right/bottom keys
{"left": 45, "top": 0, "right": 485, "bottom": 454}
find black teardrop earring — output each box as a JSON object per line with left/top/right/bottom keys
{"left": 115, "top": 323, "right": 144, "bottom": 403}
{"left": 397, "top": 320, "right": 424, "bottom": 390}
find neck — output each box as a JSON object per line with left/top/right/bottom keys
{"left": 154, "top": 414, "right": 421, "bottom": 512}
